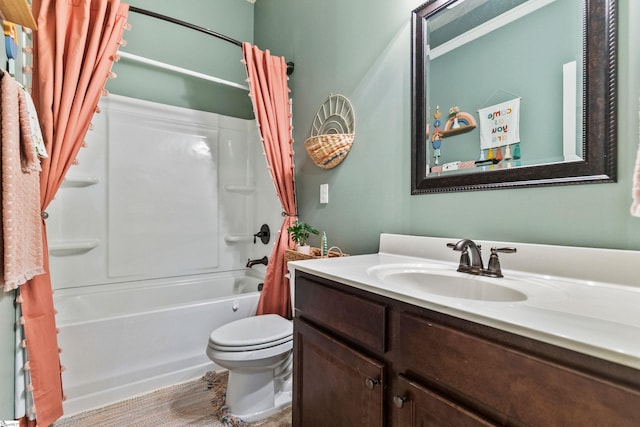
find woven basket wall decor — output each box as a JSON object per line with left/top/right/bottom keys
{"left": 304, "top": 94, "right": 355, "bottom": 169}
{"left": 304, "top": 133, "right": 355, "bottom": 169}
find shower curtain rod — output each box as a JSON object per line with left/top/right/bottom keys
{"left": 128, "top": 6, "right": 295, "bottom": 75}
{"left": 116, "top": 50, "right": 250, "bottom": 90}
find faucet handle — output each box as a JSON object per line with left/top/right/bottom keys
{"left": 253, "top": 224, "right": 271, "bottom": 244}
{"left": 485, "top": 247, "right": 517, "bottom": 277}
{"left": 495, "top": 247, "right": 517, "bottom": 254}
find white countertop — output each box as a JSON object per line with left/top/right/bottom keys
{"left": 288, "top": 234, "right": 640, "bottom": 370}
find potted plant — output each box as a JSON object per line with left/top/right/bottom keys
{"left": 287, "top": 221, "right": 319, "bottom": 254}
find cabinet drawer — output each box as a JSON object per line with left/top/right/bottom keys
{"left": 398, "top": 313, "right": 640, "bottom": 426}
{"left": 295, "top": 274, "right": 387, "bottom": 353}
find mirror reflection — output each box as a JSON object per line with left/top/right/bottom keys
{"left": 411, "top": 0, "right": 616, "bottom": 193}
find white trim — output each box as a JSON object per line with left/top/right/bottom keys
{"left": 562, "top": 61, "right": 582, "bottom": 161}
{"left": 429, "top": 0, "right": 557, "bottom": 60}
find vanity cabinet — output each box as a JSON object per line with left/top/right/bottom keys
{"left": 293, "top": 319, "right": 385, "bottom": 427}
{"left": 292, "top": 271, "right": 640, "bottom": 427}
{"left": 292, "top": 271, "right": 387, "bottom": 427}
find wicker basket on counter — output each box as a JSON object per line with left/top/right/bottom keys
{"left": 285, "top": 247, "right": 348, "bottom": 262}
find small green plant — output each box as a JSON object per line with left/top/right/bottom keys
{"left": 287, "top": 221, "right": 319, "bottom": 247}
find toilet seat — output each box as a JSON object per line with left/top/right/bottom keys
{"left": 206, "top": 313, "right": 294, "bottom": 421}
{"left": 208, "top": 336, "right": 292, "bottom": 352}
{"left": 208, "top": 314, "right": 292, "bottom": 352}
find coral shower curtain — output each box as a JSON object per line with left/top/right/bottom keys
{"left": 242, "top": 43, "right": 296, "bottom": 319}
{"left": 18, "top": 1, "right": 129, "bottom": 425}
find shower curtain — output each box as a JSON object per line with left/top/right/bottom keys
{"left": 17, "top": 1, "right": 129, "bottom": 425}
{"left": 242, "top": 43, "right": 296, "bottom": 319}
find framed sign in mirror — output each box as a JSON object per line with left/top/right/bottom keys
{"left": 411, "top": 0, "right": 616, "bottom": 194}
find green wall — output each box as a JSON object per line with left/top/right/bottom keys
{"left": 255, "top": 0, "right": 640, "bottom": 254}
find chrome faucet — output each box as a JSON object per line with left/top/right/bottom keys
{"left": 246, "top": 256, "right": 268, "bottom": 268}
{"left": 447, "top": 239, "right": 516, "bottom": 278}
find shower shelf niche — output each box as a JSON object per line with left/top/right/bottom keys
{"left": 223, "top": 184, "right": 256, "bottom": 194}
{"left": 49, "top": 239, "right": 100, "bottom": 256}
{"left": 62, "top": 175, "right": 100, "bottom": 188}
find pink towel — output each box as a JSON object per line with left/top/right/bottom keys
{"left": 0, "top": 70, "right": 45, "bottom": 291}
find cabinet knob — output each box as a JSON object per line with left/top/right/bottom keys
{"left": 393, "top": 395, "right": 409, "bottom": 408}
{"left": 365, "top": 377, "right": 380, "bottom": 390}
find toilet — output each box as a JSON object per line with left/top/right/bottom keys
{"left": 206, "top": 313, "right": 293, "bottom": 422}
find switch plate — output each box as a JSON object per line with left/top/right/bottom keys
{"left": 320, "top": 183, "right": 329, "bottom": 204}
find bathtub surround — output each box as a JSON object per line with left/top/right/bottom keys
{"left": 242, "top": 43, "right": 297, "bottom": 319}
{"left": 48, "top": 94, "right": 281, "bottom": 414}
{"left": 47, "top": 94, "right": 278, "bottom": 287}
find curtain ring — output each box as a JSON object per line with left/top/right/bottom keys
{"left": 41, "top": 211, "right": 49, "bottom": 220}
{"left": 281, "top": 211, "right": 297, "bottom": 217}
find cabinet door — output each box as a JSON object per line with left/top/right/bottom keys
{"left": 395, "top": 376, "right": 497, "bottom": 427}
{"left": 293, "top": 318, "right": 385, "bottom": 427}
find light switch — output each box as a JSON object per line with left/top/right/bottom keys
{"left": 320, "top": 183, "right": 329, "bottom": 204}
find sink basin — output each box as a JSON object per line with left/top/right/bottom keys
{"left": 368, "top": 264, "right": 527, "bottom": 302}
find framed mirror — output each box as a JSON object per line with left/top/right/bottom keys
{"left": 411, "top": 0, "right": 616, "bottom": 194}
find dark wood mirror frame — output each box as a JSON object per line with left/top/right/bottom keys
{"left": 411, "top": 0, "right": 617, "bottom": 194}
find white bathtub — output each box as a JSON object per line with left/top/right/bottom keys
{"left": 54, "top": 270, "right": 262, "bottom": 416}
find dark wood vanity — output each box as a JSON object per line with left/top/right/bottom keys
{"left": 292, "top": 271, "right": 640, "bottom": 426}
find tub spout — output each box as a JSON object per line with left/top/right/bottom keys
{"left": 246, "top": 256, "right": 268, "bottom": 268}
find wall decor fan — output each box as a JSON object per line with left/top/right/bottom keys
{"left": 304, "top": 94, "right": 355, "bottom": 169}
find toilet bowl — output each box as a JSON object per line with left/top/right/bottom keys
{"left": 207, "top": 313, "right": 293, "bottom": 422}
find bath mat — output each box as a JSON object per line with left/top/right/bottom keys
{"left": 52, "top": 371, "right": 291, "bottom": 427}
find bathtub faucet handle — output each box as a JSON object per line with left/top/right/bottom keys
{"left": 253, "top": 224, "right": 271, "bottom": 244}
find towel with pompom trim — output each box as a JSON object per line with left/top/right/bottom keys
{"left": 0, "top": 70, "right": 45, "bottom": 291}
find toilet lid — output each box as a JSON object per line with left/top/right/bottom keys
{"left": 209, "top": 314, "right": 293, "bottom": 351}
